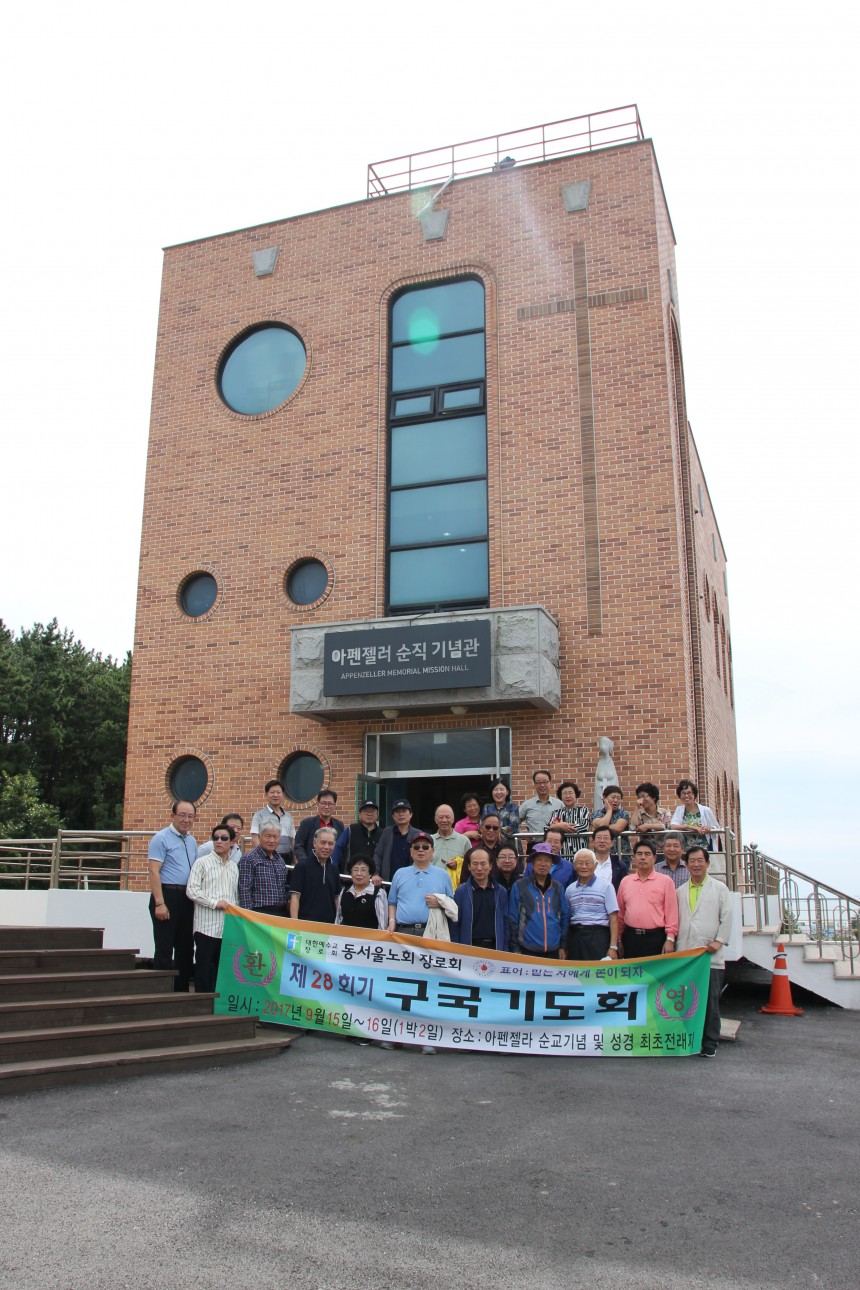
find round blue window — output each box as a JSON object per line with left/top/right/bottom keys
{"left": 180, "top": 572, "right": 217, "bottom": 618}
{"left": 219, "top": 325, "right": 306, "bottom": 415}
{"left": 169, "top": 756, "right": 208, "bottom": 803}
{"left": 286, "top": 559, "right": 328, "bottom": 606}
{"left": 280, "top": 753, "right": 325, "bottom": 803}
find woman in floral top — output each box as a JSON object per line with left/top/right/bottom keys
{"left": 632, "top": 781, "right": 672, "bottom": 849}
{"left": 549, "top": 781, "right": 591, "bottom": 859}
{"left": 480, "top": 778, "right": 520, "bottom": 844}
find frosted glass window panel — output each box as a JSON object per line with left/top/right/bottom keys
{"left": 390, "top": 481, "right": 487, "bottom": 547}
{"left": 389, "top": 542, "right": 489, "bottom": 607}
{"left": 391, "top": 279, "right": 484, "bottom": 343}
{"left": 441, "top": 386, "right": 483, "bottom": 411}
{"left": 391, "top": 416, "right": 486, "bottom": 486}
{"left": 393, "top": 394, "right": 434, "bottom": 418}
{"left": 391, "top": 333, "right": 485, "bottom": 392}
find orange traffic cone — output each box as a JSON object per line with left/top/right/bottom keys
{"left": 760, "top": 942, "right": 804, "bottom": 1016}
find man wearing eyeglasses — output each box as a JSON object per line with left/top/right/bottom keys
{"left": 387, "top": 832, "right": 453, "bottom": 936}
{"left": 148, "top": 801, "right": 199, "bottom": 991}
{"left": 186, "top": 825, "right": 239, "bottom": 993}
{"left": 518, "top": 771, "right": 563, "bottom": 843}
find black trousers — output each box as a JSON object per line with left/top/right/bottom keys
{"left": 516, "top": 944, "right": 561, "bottom": 959}
{"left": 703, "top": 967, "right": 724, "bottom": 1049}
{"left": 567, "top": 924, "right": 611, "bottom": 961}
{"left": 193, "top": 932, "right": 223, "bottom": 994}
{"left": 150, "top": 886, "right": 195, "bottom": 991}
{"left": 621, "top": 926, "right": 666, "bottom": 959}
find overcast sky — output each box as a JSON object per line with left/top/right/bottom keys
{"left": 1, "top": 2, "right": 857, "bottom": 894}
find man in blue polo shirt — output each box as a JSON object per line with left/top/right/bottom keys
{"left": 386, "top": 832, "right": 453, "bottom": 935}
{"left": 148, "top": 800, "right": 198, "bottom": 991}
{"left": 564, "top": 848, "right": 619, "bottom": 961}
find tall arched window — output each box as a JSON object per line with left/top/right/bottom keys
{"left": 721, "top": 615, "right": 728, "bottom": 696}
{"left": 713, "top": 592, "right": 721, "bottom": 676}
{"left": 387, "top": 278, "right": 488, "bottom": 612}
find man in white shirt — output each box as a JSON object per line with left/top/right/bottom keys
{"left": 518, "top": 770, "right": 563, "bottom": 842}
{"left": 196, "top": 813, "right": 245, "bottom": 863}
{"left": 186, "top": 824, "right": 239, "bottom": 993}
{"left": 250, "top": 780, "right": 296, "bottom": 857}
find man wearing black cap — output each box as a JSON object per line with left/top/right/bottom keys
{"left": 332, "top": 799, "right": 382, "bottom": 874}
{"left": 373, "top": 799, "right": 421, "bottom": 882}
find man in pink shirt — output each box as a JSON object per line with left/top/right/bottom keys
{"left": 617, "top": 839, "right": 679, "bottom": 958}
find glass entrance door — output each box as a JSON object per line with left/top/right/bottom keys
{"left": 361, "top": 727, "right": 511, "bottom": 831}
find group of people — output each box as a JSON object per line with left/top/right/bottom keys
{"left": 147, "top": 770, "right": 731, "bottom": 1058}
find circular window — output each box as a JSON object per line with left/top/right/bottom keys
{"left": 168, "top": 756, "right": 209, "bottom": 803}
{"left": 219, "top": 325, "right": 306, "bottom": 415}
{"left": 179, "top": 572, "right": 218, "bottom": 618}
{"left": 286, "top": 559, "right": 329, "bottom": 606}
{"left": 280, "top": 753, "right": 325, "bottom": 803}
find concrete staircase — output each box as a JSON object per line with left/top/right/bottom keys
{"left": 0, "top": 925, "right": 294, "bottom": 1094}
{"left": 741, "top": 923, "right": 860, "bottom": 1009}
{"left": 735, "top": 847, "right": 860, "bottom": 1009}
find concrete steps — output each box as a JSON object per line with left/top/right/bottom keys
{"left": 0, "top": 991, "right": 219, "bottom": 1033}
{"left": 0, "top": 1038, "right": 295, "bottom": 1096}
{"left": 0, "top": 926, "right": 104, "bottom": 950}
{"left": 742, "top": 930, "right": 860, "bottom": 1008}
{"left": 0, "top": 948, "right": 140, "bottom": 974}
{"left": 0, "top": 925, "right": 294, "bottom": 1095}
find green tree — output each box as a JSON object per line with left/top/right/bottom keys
{"left": 0, "top": 619, "right": 131, "bottom": 830}
{"left": 0, "top": 771, "right": 62, "bottom": 838}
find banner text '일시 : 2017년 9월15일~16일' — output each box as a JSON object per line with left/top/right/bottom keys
{"left": 214, "top": 907, "right": 711, "bottom": 1056}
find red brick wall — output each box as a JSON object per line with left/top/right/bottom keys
{"left": 125, "top": 139, "right": 739, "bottom": 843}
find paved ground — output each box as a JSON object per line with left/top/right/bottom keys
{"left": 1, "top": 984, "right": 857, "bottom": 1290}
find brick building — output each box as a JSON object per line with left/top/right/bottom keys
{"left": 124, "top": 107, "right": 739, "bottom": 848}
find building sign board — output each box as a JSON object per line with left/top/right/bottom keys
{"left": 323, "top": 620, "right": 492, "bottom": 695}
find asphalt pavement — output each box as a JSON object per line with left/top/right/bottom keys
{"left": 1, "top": 983, "right": 857, "bottom": 1290}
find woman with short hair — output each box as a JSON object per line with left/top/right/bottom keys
{"left": 549, "top": 781, "right": 590, "bottom": 859}
{"left": 670, "top": 780, "right": 721, "bottom": 850}
{"left": 481, "top": 778, "right": 520, "bottom": 844}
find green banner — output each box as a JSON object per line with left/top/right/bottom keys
{"left": 215, "top": 907, "right": 711, "bottom": 1056}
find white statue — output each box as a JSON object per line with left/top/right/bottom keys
{"left": 595, "top": 737, "right": 618, "bottom": 812}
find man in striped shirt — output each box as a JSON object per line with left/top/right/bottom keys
{"left": 564, "top": 849, "right": 619, "bottom": 961}
{"left": 186, "top": 824, "right": 239, "bottom": 993}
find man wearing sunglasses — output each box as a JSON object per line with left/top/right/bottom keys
{"left": 386, "top": 832, "right": 453, "bottom": 936}
{"left": 186, "top": 825, "right": 240, "bottom": 993}
{"left": 384, "top": 832, "right": 454, "bottom": 1056}
{"left": 469, "top": 812, "right": 505, "bottom": 867}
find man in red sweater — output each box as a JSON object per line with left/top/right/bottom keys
{"left": 617, "top": 839, "right": 679, "bottom": 958}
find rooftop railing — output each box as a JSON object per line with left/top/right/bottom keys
{"left": 367, "top": 105, "right": 645, "bottom": 198}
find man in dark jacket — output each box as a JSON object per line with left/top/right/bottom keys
{"left": 293, "top": 790, "right": 345, "bottom": 862}
{"left": 290, "top": 826, "right": 340, "bottom": 923}
{"left": 452, "top": 846, "right": 509, "bottom": 951}
{"left": 331, "top": 800, "right": 382, "bottom": 874}
{"left": 373, "top": 799, "right": 421, "bottom": 882}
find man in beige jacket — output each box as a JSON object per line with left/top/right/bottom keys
{"left": 676, "top": 845, "right": 733, "bottom": 1058}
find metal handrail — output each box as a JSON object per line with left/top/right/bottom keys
{"left": 367, "top": 105, "right": 645, "bottom": 198}
{"left": 735, "top": 844, "right": 859, "bottom": 973}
